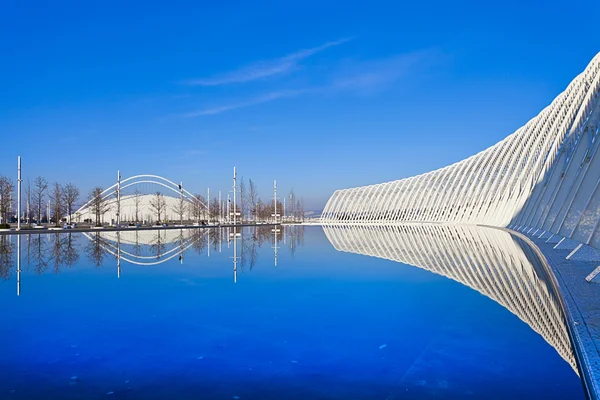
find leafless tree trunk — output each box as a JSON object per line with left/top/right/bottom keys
{"left": 33, "top": 176, "right": 48, "bottom": 223}
{"left": 209, "top": 197, "right": 220, "bottom": 221}
{"left": 289, "top": 190, "right": 295, "bottom": 222}
{"left": 172, "top": 195, "right": 187, "bottom": 225}
{"left": 50, "top": 183, "right": 64, "bottom": 226}
{"left": 149, "top": 191, "right": 166, "bottom": 224}
{"left": 0, "top": 176, "right": 14, "bottom": 225}
{"left": 133, "top": 189, "right": 142, "bottom": 222}
{"left": 239, "top": 177, "right": 247, "bottom": 221}
{"left": 296, "top": 199, "right": 304, "bottom": 222}
{"left": 26, "top": 179, "right": 32, "bottom": 226}
{"left": 256, "top": 199, "right": 265, "bottom": 221}
{"left": 191, "top": 194, "right": 206, "bottom": 223}
{"left": 63, "top": 183, "right": 80, "bottom": 224}
{"left": 249, "top": 179, "right": 259, "bottom": 221}
{"left": 89, "top": 187, "right": 110, "bottom": 226}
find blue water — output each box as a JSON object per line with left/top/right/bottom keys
{"left": 0, "top": 227, "right": 585, "bottom": 399}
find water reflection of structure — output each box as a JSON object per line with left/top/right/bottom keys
{"left": 323, "top": 224, "right": 578, "bottom": 373}
{"left": 1, "top": 226, "right": 306, "bottom": 295}
{"left": 82, "top": 229, "right": 210, "bottom": 267}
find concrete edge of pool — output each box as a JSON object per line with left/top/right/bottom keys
{"left": 505, "top": 228, "right": 600, "bottom": 400}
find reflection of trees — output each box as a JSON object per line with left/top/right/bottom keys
{"left": 287, "top": 225, "right": 305, "bottom": 257}
{"left": 151, "top": 230, "right": 166, "bottom": 259}
{"left": 63, "top": 233, "right": 79, "bottom": 268}
{"left": 210, "top": 228, "right": 221, "bottom": 251}
{"left": 191, "top": 230, "right": 208, "bottom": 254}
{"left": 255, "top": 226, "right": 272, "bottom": 246}
{"left": 240, "top": 229, "right": 258, "bottom": 271}
{"left": 50, "top": 233, "right": 65, "bottom": 273}
{"left": 29, "top": 234, "right": 49, "bottom": 274}
{"left": 0, "top": 235, "right": 12, "bottom": 280}
{"left": 85, "top": 232, "right": 107, "bottom": 267}
{"left": 133, "top": 230, "right": 142, "bottom": 257}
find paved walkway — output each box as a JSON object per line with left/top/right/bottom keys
{"left": 513, "top": 230, "right": 600, "bottom": 399}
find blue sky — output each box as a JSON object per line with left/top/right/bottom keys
{"left": 1, "top": 0, "right": 599, "bottom": 209}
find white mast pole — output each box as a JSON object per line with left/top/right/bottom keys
{"left": 273, "top": 180, "right": 277, "bottom": 223}
{"left": 17, "top": 156, "right": 22, "bottom": 230}
{"left": 233, "top": 167, "right": 237, "bottom": 225}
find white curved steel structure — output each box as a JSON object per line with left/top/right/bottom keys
{"left": 322, "top": 53, "right": 600, "bottom": 249}
{"left": 74, "top": 174, "right": 209, "bottom": 223}
{"left": 323, "top": 224, "right": 579, "bottom": 374}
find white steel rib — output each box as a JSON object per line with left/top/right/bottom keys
{"left": 321, "top": 53, "right": 600, "bottom": 249}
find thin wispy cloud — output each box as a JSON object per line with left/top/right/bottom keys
{"left": 182, "top": 89, "right": 308, "bottom": 117}
{"left": 181, "top": 49, "right": 441, "bottom": 117}
{"left": 331, "top": 49, "right": 440, "bottom": 91}
{"left": 183, "top": 38, "right": 352, "bottom": 86}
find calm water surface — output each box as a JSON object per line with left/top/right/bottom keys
{"left": 0, "top": 226, "right": 586, "bottom": 399}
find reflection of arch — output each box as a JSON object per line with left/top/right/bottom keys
{"left": 82, "top": 229, "right": 208, "bottom": 266}
{"left": 322, "top": 224, "right": 578, "bottom": 374}
{"left": 75, "top": 174, "right": 208, "bottom": 216}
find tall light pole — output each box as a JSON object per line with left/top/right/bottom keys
{"left": 207, "top": 187, "right": 210, "bottom": 224}
{"left": 232, "top": 167, "right": 237, "bottom": 225}
{"left": 227, "top": 194, "right": 230, "bottom": 223}
{"left": 116, "top": 170, "right": 121, "bottom": 226}
{"left": 273, "top": 180, "right": 278, "bottom": 223}
{"left": 180, "top": 182, "right": 184, "bottom": 225}
{"left": 17, "top": 156, "right": 22, "bottom": 230}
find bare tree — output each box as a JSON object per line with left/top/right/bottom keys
{"left": 209, "top": 196, "right": 220, "bottom": 221}
{"left": 0, "top": 176, "right": 14, "bottom": 225}
{"left": 172, "top": 195, "right": 187, "bottom": 225}
{"left": 296, "top": 199, "right": 304, "bottom": 222}
{"left": 25, "top": 179, "right": 32, "bottom": 226}
{"left": 133, "top": 189, "right": 142, "bottom": 222}
{"left": 256, "top": 199, "right": 265, "bottom": 221}
{"left": 239, "top": 177, "right": 247, "bottom": 221}
{"left": 289, "top": 190, "right": 295, "bottom": 222}
{"left": 50, "top": 183, "right": 64, "bottom": 226}
{"left": 62, "top": 183, "right": 80, "bottom": 224}
{"left": 190, "top": 194, "right": 206, "bottom": 223}
{"left": 249, "top": 179, "right": 259, "bottom": 221}
{"left": 33, "top": 176, "right": 48, "bottom": 223}
{"left": 89, "top": 187, "right": 110, "bottom": 226}
{"left": 149, "top": 191, "right": 167, "bottom": 224}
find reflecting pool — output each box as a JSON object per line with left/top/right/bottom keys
{"left": 0, "top": 226, "right": 586, "bottom": 399}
